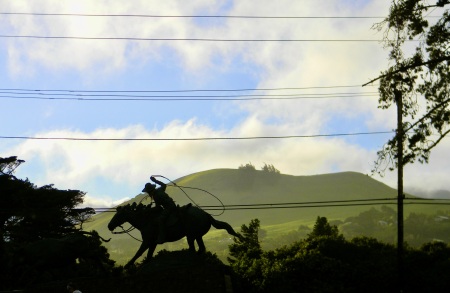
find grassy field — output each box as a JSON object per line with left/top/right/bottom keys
{"left": 83, "top": 169, "right": 435, "bottom": 265}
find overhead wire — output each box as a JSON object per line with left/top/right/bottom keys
{"left": 0, "top": 35, "right": 412, "bottom": 42}
{"left": 0, "top": 12, "right": 389, "bottom": 19}
{"left": 0, "top": 83, "right": 384, "bottom": 141}
{"left": 2, "top": 197, "right": 448, "bottom": 213}
{"left": 0, "top": 92, "right": 379, "bottom": 101}
{"left": 0, "top": 12, "right": 442, "bottom": 19}
{"left": 0, "top": 13, "right": 396, "bottom": 43}
{"left": 0, "top": 131, "right": 394, "bottom": 141}
{"left": 0, "top": 84, "right": 379, "bottom": 102}
{"left": 0, "top": 84, "right": 376, "bottom": 92}
{"left": 88, "top": 197, "right": 450, "bottom": 212}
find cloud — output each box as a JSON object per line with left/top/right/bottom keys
{"left": 2, "top": 1, "right": 390, "bottom": 80}
{"left": 82, "top": 194, "right": 130, "bottom": 209}
{"left": 8, "top": 119, "right": 381, "bottom": 202}
{"left": 3, "top": 0, "right": 450, "bottom": 203}
{"left": 8, "top": 114, "right": 450, "bottom": 203}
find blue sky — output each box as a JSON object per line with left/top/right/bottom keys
{"left": 1, "top": 0, "right": 450, "bottom": 207}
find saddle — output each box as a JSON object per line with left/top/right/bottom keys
{"left": 163, "top": 203, "right": 192, "bottom": 227}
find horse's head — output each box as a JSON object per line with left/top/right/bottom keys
{"left": 108, "top": 205, "right": 130, "bottom": 232}
{"left": 108, "top": 203, "right": 152, "bottom": 232}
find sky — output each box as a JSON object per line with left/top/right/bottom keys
{"left": 1, "top": 0, "right": 450, "bottom": 207}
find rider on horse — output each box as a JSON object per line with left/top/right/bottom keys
{"left": 142, "top": 176, "right": 177, "bottom": 244}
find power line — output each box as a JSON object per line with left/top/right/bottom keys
{"left": 0, "top": 85, "right": 380, "bottom": 101}
{"left": 0, "top": 85, "right": 375, "bottom": 93}
{"left": 0, "top": 131, "right": 394, "bottom": 141}
{"left": 89, "top": 197, "right": 450, "bottom": 212}
{"left": 0, "top": 12, "right": 388, "bottom": 19}
{"left": 95, "top": 202, "right": 400, "bottom": 212}
{"left": 200, "top": 198, "right": 397, "bottom": 209}
{"left": 3, "top": 197, "right": 447, "bottom": 213}
{"left": 0, "top": 35, "right": 397, "bottom": 42}
{"left": 0, "top": 92, "right": 378, "bottom": 101}
{"left": 0, "top": 12, "right": 441, "bottom": 19}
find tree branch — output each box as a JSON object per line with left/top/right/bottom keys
{"left": 404, "top": 96, "right": 450, "bottom": 133}
{"left": 362, "top": 55, "right": 450, "bottom": 87}
{"left": 424, "top": 128, "right": 450, "bottom": 153}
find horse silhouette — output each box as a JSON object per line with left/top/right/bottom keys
{"left": 107, "top": 203, "right": 240, "bottom": 267}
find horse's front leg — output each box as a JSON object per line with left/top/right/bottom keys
{"left": 145, "top": 242, "right": 157, "bottom": 261}
{"left": 196, "top": 237, "right": 206, "bottom": 253}
{"left": 125, "top": 241, "right": 149, "bottom": 268}
{"left": 186, "top": 236, "right": 196, "bottom": 252}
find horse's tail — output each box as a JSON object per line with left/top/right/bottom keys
{"left": 209, "top": 215, "right": 241, "bottom": 239}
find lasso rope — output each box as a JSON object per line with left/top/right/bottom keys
{"left": 152, "top": 174, "right": 226, "bottom": 216}
{"left": 112, "top": 225, "right": 142, "bottom": 242}
{"left": 111, "top": 174, "right": 226, "bottom": 242}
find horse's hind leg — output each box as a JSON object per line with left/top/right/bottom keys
{"left": 187, "top": 236, "right": 196, "bottom": 252}
{"left": 196, "top": 237, "right": 206, "bottom": 254}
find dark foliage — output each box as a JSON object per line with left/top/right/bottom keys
{"left": 371, "top": 0, "right": 450, "bottom": 173}
{"left": 261, "top": 163, "right": 280, "bottom": 174}
{"left": 238, "top": 162, "right": 257, "bottom": 171}
{"left": 25, "top": 250, "right": 233, "bottom": 293}
{"left": 0, "top": 157, "right": 86, "bottom": 243}
{"left": 340, "top": 205, "right": 450, "bottom": 246}
{"left": 229, "top": 217, "right": 450, "bottom": 293}
{"left": 0, "top": 156, "right": 113, "bottom": 291}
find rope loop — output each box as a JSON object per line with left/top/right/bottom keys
{"left": 151, "top": 174, "right": 226, "bottom": 216}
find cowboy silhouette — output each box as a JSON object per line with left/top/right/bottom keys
{"left": 142, "top": 176, "right": 176, "bottom": 244}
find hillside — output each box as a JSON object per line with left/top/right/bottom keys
{"left": 84, "top": 169, "right": 417, "bottom": 264}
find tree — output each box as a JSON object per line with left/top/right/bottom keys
{"left": 0, "top": 156, "right": 25, "bottom": 176}
{"left": 366, "top": 3, "right": 450, "bottom": 289}
{"left": 367, "top": 0, "right": 450, "bottom": 173}
{"left": 307, "top": 216, "right": 341, "bottom": 240}
{"left": 228, "top": 219, "right": 264, "bottom": 291}
{"left": 238, "top": 162, "right": 256, "bottom": 171}
{"left": 261, "top": 163, "right": 281, "bottom": 174}
{"left": 1, "top": 157, "right": 111, "bottom": 289}
{"left": 0, "top": 156, "right": 92, "bottom": 243}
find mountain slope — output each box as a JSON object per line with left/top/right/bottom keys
{"left": 84, "top": 169, "right": 409, "bottom": 264}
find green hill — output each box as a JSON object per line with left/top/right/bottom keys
{"left": 83, "top": 169, "right": 421, "bottom": 265}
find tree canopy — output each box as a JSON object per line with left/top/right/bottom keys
{"left": 0, "top": 156, "right": 92, "bottom": 243}
{"left": 368, "top": 0, "right": 450, "bottom": 173}
{"left": 228, "top": 217, "right": 450, "bottom": 292}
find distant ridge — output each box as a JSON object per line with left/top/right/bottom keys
{"left": 84, "top": 169, "right": 408, "bottom": 264}
{"left": 87, "top": 169, "right": 402, "bottom": 231}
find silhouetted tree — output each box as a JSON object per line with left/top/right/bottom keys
{"left": 368, "top": 0, "right": 450, "bottom": 173}
{"left": 0, "top": 169, "right": 87, "bottom": 243}
{"left": 0, "top": 157, "right": 111, "bottom": 289}
{"left": 228, "top": 217, "right": 450, "bottom": 292}
{"left": 0, "top": 156, "right": 25, "bottom": 175}
{"left": 228, "top": 219, "right": 263, "bottom": 291}
{"left": 261, "top": 163, "right": 280, "bottom": 174}
{"left": 307, "top": 216, "right": 341, "bottom": 240}
{"left": 238, "top": 162, "right": 256, "bottom": 171}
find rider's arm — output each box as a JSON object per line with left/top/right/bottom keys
{"left": 150, "top": 176, "right": 166, "bottom": 191}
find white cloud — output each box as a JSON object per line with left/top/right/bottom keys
{"left": 8, "top": 119, "right": 379, "bottom": 201}
{"left": 3, "top": 0, "right": 450, "bottom": 203}
{"left": 2, "top": 0, "right": 391, "bottom": 80}
{"left": 82, "top": 194, "right": 130, "bottom": 209}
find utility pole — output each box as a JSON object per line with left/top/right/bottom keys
{"left": 395, "top": 89, "right": 404, "bottom": 292}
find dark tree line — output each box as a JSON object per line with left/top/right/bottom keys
{"left": 0, "top": 156, "right": 114, "bottom": 290}
{"left": 228, "top": 217, "right": 450, "bottom": 292}
{"left": 339, "top": 206, "right": 450, "bottom": 246}
{"left": 238, "top": 162, "right": 281, "bottom": 174}
{"left": 0, "top": 156, "right": 90, "bottom": 242}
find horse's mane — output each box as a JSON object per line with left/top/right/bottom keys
{"left": 117, "top": 202, "right": 162, "bottom": 219}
